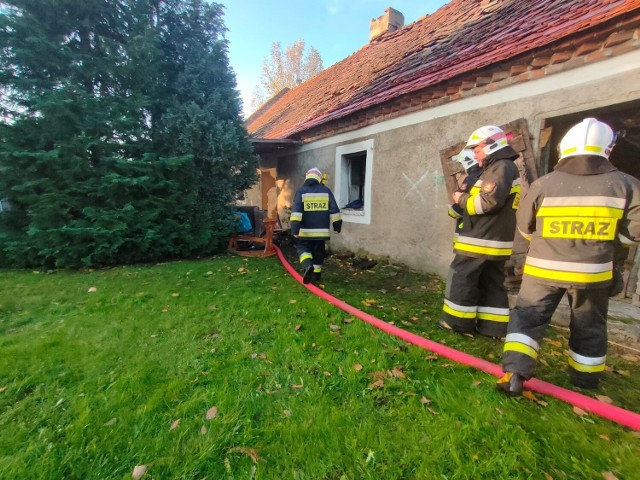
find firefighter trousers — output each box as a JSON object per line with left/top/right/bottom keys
{"left": 502, "top": 275, "right": 609, "bottom": 388}
{"left": 295, "top": 239, "right": 326, "bottom": 275}
{"left": 441, "top": 255, "right": 509, "bottom": 337}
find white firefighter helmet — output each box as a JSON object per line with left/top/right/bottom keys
{"left": 559, "top": 118, "right": 616, "bottom": 160}
{"left": 456, "top": 148, "right": 478, "bottom": 171}
{"left": 465, "top": 125, "right": 510, "bottom": 156}
{"left": 305, "top": 167, "right": 323, "bottom": 183}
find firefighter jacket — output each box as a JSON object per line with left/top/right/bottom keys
{"left": 290, "top": 179, "right": 342, "bottom": 240}
{"left": 518, "top": 155, "right": 640, "bottom": 289}
{"left": 453, "top": 148, "right": 521, "bottom": 260}
{"left": 448, "top": 165, "right": 483, "bottom": 222}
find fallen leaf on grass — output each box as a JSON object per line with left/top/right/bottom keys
{"left": 228, "top": 447, "right": 260, "bottom": 463}
{"left": 496, "top": 408, "right": 504, "bottom": 415}
{"left": 292, "top": 384, "right": 304, "bottom": 389}
{"left": 426, "top": 407, "right": 438, "bottom": 415}
{"left": 206, "top": 406, "right": 218, "bottom": 420}
{"left": 522, "top": 391, "right": 538, "bottom": 402}
{"left": 614, "top": 370, "right": 631, "bottom": 378}
{"left": 391, "top": 367, "right": 405, "bottom": 378}
{"left": 421, "top": 396, "right": 432, "bottom": 405}
{"left": 0, "top": 387, "right": 6, "bottom": 393}
{"left": 621, "top": 354, "right": 640, "bottom": 363}
{"left": 201, "top": 426, "right": 207, "bottom": 435}
{"left": 602, "top": 472, "right": 619, "bottom": 480}
{"left": 170, "top": 419, "right": 180, "bottom": 430}
{"left": 324, "top": 371, "right": 331, "bottom": 376}
{"left": 595, "top": 395, "right": 614, "bottom": 404}
{"left": 573, "top": 406, "right": 589, "bottom": 417}
{"left": 362, "top": 299, "right": 377, "bottom": 306}
{"left": 208, "top": 304, "right": 217, "bottom": 311}
{"left": 425, "top": 355, "right": 439, "bottom": 361}
{"left": 599, "top": 434, "right": 610, "bottom": 441}
{"left": 471, "top": 381, "right": 481, "bottom": 387}
{"left": 294, "top": 324, "right": 302, "bottom": 331}
{"left": 132, "top": 465, "right": 147, "bottom": 479}
{"left": 104, "top": 418, "right": 117, "bottom": 426}
{"left": 87, "top": 287, "right": 97, "bottom": 293}
{"left": 343, "top": 317, "right": 354, "bottom": 323}
{"left": 543, "top": 473, "right": 553, "bottom": 480}
{"left": 353, "top": 364, "right": 363, "bottom": 371}
{"left": 329, "top": 324, "right": 341, "bottom": 331}
{"left": 289, "top": 299, "right": 297, "bottom": 304}
{"left": 368, "top": 379, "right": 384, "bottom": 389}
{"left": 171, "top": 292, "right": 179, "bottom": 297}
{"left": 283, "top": 409, "right": 292, "bottom": 417}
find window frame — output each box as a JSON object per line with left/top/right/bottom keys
{"left": 334, "top": 139, "right": 374, "bottom": 225}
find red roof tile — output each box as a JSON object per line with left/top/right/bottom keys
{"left": 246, "top": 0, "right": 640, "bottom": 140}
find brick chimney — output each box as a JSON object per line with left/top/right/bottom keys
{"left": 370, "top": 7, "right": 404, "bottom": 42}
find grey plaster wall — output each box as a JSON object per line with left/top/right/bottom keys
{"left": 273, "top": 66, "right": 640, "bottom": 278}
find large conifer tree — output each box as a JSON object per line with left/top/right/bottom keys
{"left": 0, "top": 0, "right": 257, "bottom": 268}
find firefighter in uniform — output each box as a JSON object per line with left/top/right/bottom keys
{"left": 441, "top": 125, "right": 521, "bottom": 337}
{"left": 498, "top": 118, "right": 640, "bottom": 396}
{"left": 448, "top": 148, "right": 484, "bottom": 245}
{"left": 290, "top": 167, "right": 342, "bottom": 284}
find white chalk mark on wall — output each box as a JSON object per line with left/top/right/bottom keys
{"left": 402, "top": 171, "right": 430, "bottom": 202}
{"left": 433, "top": 170, "right": 449, "bottom": 208}
{"left": 403, "top": 170, "right": 449, "bottom": 207}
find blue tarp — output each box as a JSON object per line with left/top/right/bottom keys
{"left": 234, "top": 211, "right": 253, "bottom": 233}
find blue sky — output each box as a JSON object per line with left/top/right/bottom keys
{"left": 222, "top": 0, "right": 450, "bottom": 115}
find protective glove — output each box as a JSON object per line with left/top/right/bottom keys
{"left": 333, "top": 220, "right": 342, "bottom": 233}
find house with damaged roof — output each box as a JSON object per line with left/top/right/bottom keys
{"left": 243, "top": 0, "right": 640, "bottom": 301}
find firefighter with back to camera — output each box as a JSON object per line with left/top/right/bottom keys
{"left": 498, "top": 118, "right": 640, "bottom": 396}
{"left": 290, "top": 167, "right": 342, "bottom": 285}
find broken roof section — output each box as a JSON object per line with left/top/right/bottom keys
{"left": 246, "top": 0, "right": 640, "bottom": 141}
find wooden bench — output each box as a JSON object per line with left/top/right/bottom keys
{"left": 227, "top": 218, "right": 277, "bottom": 257}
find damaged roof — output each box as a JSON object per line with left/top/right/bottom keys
{"left": 246, "top": 0, "right": 640, "bottom": 140}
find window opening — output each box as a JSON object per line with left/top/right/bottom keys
{"left": 335, "top": 139, "right": 373, "bottom": 225}
{"left": 346, "top": 152, "right": 366, "bottom": 208}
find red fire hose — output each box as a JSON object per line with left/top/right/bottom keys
{"left": 274, "top": 245, "right": 640, "bottom": 431}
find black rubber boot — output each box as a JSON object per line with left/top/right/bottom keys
{"left": 569, "top": 369, "right": 601, "bottom": 390}
{"left": 302, "top": 265, "right": 314, "bottom": 284}
{"left": 496, "top": 372, "right": 525, "bottom": 397}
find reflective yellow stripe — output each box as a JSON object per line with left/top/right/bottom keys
{"left": 455, "top": 243, "right": 512, "bottom": 256}
{"left": 504, "top": 341, "right": 538, "bottom": 360}
{"left": 300, "top": 253, "right": 312, "bottom": 262}
{"left": 470, "top": 186, "right": 482, "bottom": 194}
{"left": 466, "top": 196, "right": 477, "bottom": 216}
{"left": 523, "top": 264, "right": 612, "bottom": 283}
{"left": 290, "top": 212, "right": 302, "bottom": 221}
{"left": 443, "top": 304, "right": 477, "bottom": 319}
{"left": 537, "top": 206, "right": 623, "bottom": 219}
{"left": 541, "top": 217, "right": 617, "bottom": 240}
{"left": 584, "top": 145, "right": 603, "bottom": 153}
{"left": 568, "top": 358, "right": 605, "bottom": 373}
{"left": 303, "top": 198, "right": 329, "bottom": 211}
{"left": 477, "top": 312, "right": 509, "bottom": 323}
{"left": 299, "top": 231, "right": 330, "bottom": 238}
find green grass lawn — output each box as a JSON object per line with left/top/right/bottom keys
{"left": 1, "top": 252, "right": 639, "bottom": 479}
